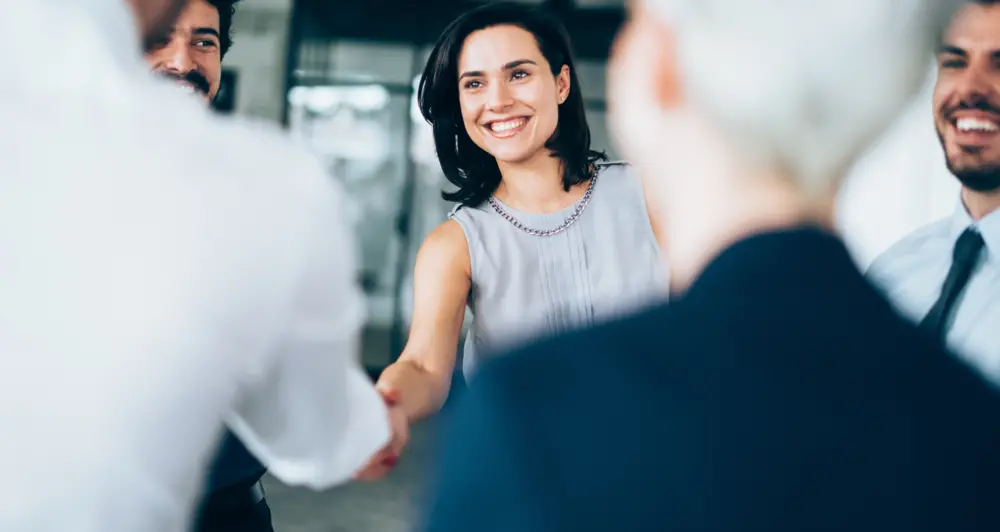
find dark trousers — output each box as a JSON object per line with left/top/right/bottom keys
{"left": 193, "top": 479, "right": 275, "bottom": 532}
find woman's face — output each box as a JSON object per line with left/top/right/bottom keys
{"left": 457, "top": 24, "right": 570, "bottom": 165}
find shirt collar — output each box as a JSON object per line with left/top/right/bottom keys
{"left": 950, "top": 196, "right": 1000, "bottom": 262}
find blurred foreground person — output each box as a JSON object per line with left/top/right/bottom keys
{"left": 0, "top": 0, "right": 389, "bottom": 531}
{"left": 143, "top": 1, "right": 275, "bottom": 530}
{"left": 425, "top": 1, "right": 1000, "bottom": 531}
{"left": 870, "top": 0, "right": 1000, "bottom": 383}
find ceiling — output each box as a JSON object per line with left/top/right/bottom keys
{"left": 238, "top": 0, "right": 293, "bottom": 12}
{"left": 292, "top": 0, "right": 624, "bottom": 59}
{"left": 236, "top": 0, "right": 625, "bottom": 13}
{"left": 485, "top": 0, "right": 627, "bottom": 5}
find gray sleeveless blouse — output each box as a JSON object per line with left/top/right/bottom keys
{"left": 449, "top": 162, "right": 668, "bottom": 378}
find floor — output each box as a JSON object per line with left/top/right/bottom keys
{"left": 262, "top": 414, "right": 441, "bottom": 532}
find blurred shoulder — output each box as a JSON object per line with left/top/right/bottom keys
{"left": 131, "top": 78, "right": 332, "bottom": 200}
{"left": 204, "top": 113, "right": 337, "bottom": 204}
{"left": 122, "top": 90, "right": 350, "bottom": 267}
{"left": 135, "top": 92, "right": 345, "bottom": 231}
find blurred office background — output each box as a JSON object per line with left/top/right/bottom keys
{"left": 217, "top": 0, "right": 959, "bottom": 529}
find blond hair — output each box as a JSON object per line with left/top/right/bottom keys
{"left": 647, "top": 0, "right": 959, "bottom": 195}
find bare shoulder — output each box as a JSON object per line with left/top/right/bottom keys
{"left": 427, "top": 218, "right": 468, "bottom": 242}
{"left": 419, "top": 219, "right": 471, "bottom": 270}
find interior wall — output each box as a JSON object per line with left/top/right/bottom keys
{"left": 221, "top": 6, "right": 291, "bottom": 122}
{"left": 836, "top": 67, "right": 959, "bottom": 269}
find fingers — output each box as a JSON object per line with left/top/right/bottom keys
{"left": 353, "top": 444, "right": 402, "bottom": 481}
{"left": 354, "top": 404, "right": 410, "bottom": 482}
{"left": 377, "top": 387, "right": 410, "bottom": 455}
{"left": 376, "top": 385, "right": 400, "bottom": 406}
{"left": 388, "top": 410, "right": 410, "bottom": 456}
{"left": 354, "top": 462, "right": 392, "bottom": 482}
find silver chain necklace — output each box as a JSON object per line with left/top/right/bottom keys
{"left": 487, "top": 173, "right": 598, "bottom": 237}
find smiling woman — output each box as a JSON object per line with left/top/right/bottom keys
{"left": 356, "top": 2, "right": 667, "bottom": 482}
{"left": 417, "top": 4, "right": 601, "bottom": 207}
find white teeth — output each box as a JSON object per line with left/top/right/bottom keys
{"left": 956, "top": 117, "right": 999, "bottom": 133}
{"left": 171, "top": 82, "right": 198, "bottom": 97}
{"left": 489, "top": 118, "right": 526, "bottom": 132}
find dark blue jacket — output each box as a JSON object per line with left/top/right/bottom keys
{"left": 424, "top": 227, "right": 1000, "bottom": 532}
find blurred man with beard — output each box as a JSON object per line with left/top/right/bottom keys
{"left": 144, "top": 3, "right": 279, "bottom": 531}
{"left": 145, "top": 0, "right": 231, "bottom": 104}
{"left": 869, "top": 0, "right": 1000, "bottom": 383}
{"left": 423, "top": 1, "right": 1000, "bottom": 531}
{"left": 0, "top": 0, "right": 391, "bottom": 530}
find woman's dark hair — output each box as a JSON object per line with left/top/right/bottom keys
{"left": 417, "top": 2, "right": 606, "bottom": 207}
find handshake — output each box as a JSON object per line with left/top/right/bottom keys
{"left": 354, "top": 385, "right": 413, "bottom": 482}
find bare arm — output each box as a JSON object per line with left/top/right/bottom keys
{"left": 375, "top": 219, "right": 471, "bottom": 422}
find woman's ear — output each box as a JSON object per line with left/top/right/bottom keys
{"left": 556, "top": 64, "right": 571, "bottom": 104}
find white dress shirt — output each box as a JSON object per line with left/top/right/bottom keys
{"left": 868, "top": 198, "right": 1000, "bottom": 383}
{"left": 0, "top": 1, "right": 389, "bottom": 531}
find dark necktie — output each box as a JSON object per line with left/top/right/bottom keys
{"left": 919, "top": 228, "right": 985, "bottom": 340}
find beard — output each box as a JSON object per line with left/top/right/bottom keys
{"left": 937, "top": 129, "right": 1000, "bottom": 193}
{"left": 948, "top": 163, "right": 1000, "bottom": 192}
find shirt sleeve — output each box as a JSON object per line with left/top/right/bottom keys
{"left": 223, "top": 168, "right": 390, "bottom": 490}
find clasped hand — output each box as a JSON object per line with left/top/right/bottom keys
{"left": 354, "top": 387, "right": 410, "bottom": 481}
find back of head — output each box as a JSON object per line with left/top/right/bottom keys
{"left": 645, "top": 0, "right": 960, "bottom": 194}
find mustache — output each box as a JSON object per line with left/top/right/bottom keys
{"left": 157, "top": 71, "right": 210, "bottom": 95}
{"left": 946, "top": 98, "right": 1000, "bottom": 118}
